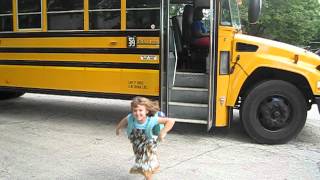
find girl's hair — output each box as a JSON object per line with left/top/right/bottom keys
{"left": 131, "top": 96, "right": 160, "bottom": 116}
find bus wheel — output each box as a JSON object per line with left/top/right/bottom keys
{"left": 0, "top": 91, "right": 25, "bottom": 100}
{"left": 241, "top": 80, "right": 307, "bottom": 144}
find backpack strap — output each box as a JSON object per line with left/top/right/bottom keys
{"left": 153, "top": 112, "right": 165, "bottom": 135}
{"left": 126, "top": 113, "right": 134, "bottom": 137}
{"left": 145, "top": 113, "right": 161, "bottom": 139}
{"left": 145, "top": 115, "right": 154, "bottom": 139}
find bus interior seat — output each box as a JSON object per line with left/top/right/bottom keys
{"left": 171, "top": 16, "right": 183, "bottom": 55}
{"left": 182, "top": 5, "right": 194, "bottom": 50}
{"left": 182, "top": 5, "right": 208, "bottom": 72}
{"left": 170, "top": 4, "right": 194, "bottom": 69}
{"left": 171, "top": 4, "right": 208, "bottom": 71}
{"left": 171, "top": 15, "right": 186, "bottom": 69}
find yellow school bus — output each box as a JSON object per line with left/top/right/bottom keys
{"left": 0, "top": 0, "right": 319, "bottom": 144}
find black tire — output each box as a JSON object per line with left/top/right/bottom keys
{"left": 241, "top": 80, "right": 307, "bottom": 144}
{"left": 0, "top": 91, "right": 25, "bottom": 100}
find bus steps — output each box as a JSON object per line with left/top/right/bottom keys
{"left": 168, "top": 102, "right": 208, "bottom": 120}
{"left": 170, "top": 118, "right": 207, "bottom": 124}
{"left": 170, "top": 87, "right": 208, "bottom": 104}
{"left": 168, "top": 72, "right": 208, "bottom": 123}
{"left": 173, "top": 72, "right": 208, "bottom": 88}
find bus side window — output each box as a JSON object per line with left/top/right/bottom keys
{"left": 126, "top": 0, "right": 160, "bottom": 30}
{"left": 89, "top": 0, "right": 121, "bottom": 30}
{"left": 17, "top": 0, "right": 41, "bottom": 29}
{"left": 0, "top": 0, "right": 13, "bottom": 32}
{"left": 220, "top": 0, "right": 232, "bottom": 26}
{"left": 47, "top": 0, "right": 84, "bottom": 30}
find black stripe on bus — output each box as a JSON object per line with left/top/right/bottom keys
{"left": 0, "top": 48, "right": 160, "bottom": 54}
{"left": 0, "top": 31, "right": 160, "bottom": 38}
{"left": 0, "top": 86, "right": 159, "bottom": 101}
{"left": 0, "top": 60, "right": 159, "bottom": 70}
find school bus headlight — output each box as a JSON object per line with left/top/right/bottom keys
{"left": 220, "top": 51, "right": 230, "bottom": 75}
{"left": 317, "top": 81, "right": 320, "bottom": 91}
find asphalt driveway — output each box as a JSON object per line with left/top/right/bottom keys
{"left": 0, "top": 93, "right": 319, "bottom": 180}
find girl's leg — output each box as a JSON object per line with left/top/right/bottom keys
{"left": 143, "top": 171, "right": 153, "bottom": 180}
{"left": 145, "top": 174, "right": 153, "bottom": 180}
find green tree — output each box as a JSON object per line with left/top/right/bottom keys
{"left": 240, "top": 0, "right": 320, "bottom": 46}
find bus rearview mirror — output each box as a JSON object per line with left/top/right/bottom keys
{"left": 248, "top": 0, "right": 262, "bottom": 24}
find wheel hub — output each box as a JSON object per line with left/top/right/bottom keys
{"left": 258, "top": 97, "right": 291, "bottom": 131}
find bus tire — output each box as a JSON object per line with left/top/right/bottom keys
{"left": 0, "top": 91, "right": 25, "bottom": 100}
{"left": 241, "top": 80, "right": 307, "bottom": 144}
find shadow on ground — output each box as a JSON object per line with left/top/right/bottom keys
{"left": 0, "top": 94, "right": 257, "bottom": 144}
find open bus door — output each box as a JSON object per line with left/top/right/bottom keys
{"left": 161, "top": 0, "right": 231, "bottom": 131}
{"left": 160, "top": 0, "right": 170, "bottom": 115}
{"left": 213, "top": 0, "right": 239, "bottom": 128}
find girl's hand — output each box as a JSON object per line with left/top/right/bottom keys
{"left": 116, "top": 128, "right": 121, "bottom": 136}
{"left": 157, "top": 117, "right": 175, "bottom": 142}
{"left": 115, "top": 117, "right": 128, "bottom": 136}
{"left": 158, "top": 131, "right": 167, "bottom": 142}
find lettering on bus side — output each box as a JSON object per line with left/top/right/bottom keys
{"left": 137, "top": 39, "right": 159, "bottom": 45}
{"left": 127, "top": 36, "right": 137, "bottom": 48}
{"left": 128, "top": 80, "right": 147, "bottom": 89}
{"left": 140, "top": 55, "right": 157, "bottom": 61}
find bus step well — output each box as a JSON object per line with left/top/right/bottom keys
{"left": 168, "top": 72, "right": 209, "bottom": 123}
{"left": 174, "top": 72, "right": 208, "bottom": 88}
{"left": 171, "top": 87, "right": 208, "bottom": 104}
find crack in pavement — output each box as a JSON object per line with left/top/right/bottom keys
{"left": 245, "top": 144, "right": 320, "bottom": 164}
{"left": 160, "top": 144, "right": 223, "bottom": 172}
{"left": 0, "top": 121, "right": 26, "bottom": 126}
{"left": 0, "top": 157, "right": 11, "bottom": 179}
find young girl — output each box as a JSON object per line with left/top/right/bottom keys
{"left": 116, "top": 96, "right": 175, "bottom": 180}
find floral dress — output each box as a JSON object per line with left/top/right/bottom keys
{"left": 128, "top": 128, "right": 160, "bottom": 176}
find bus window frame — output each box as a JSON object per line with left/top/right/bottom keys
{"left": 16, "top": 0, "right": 43, "bottom": 32}
{"left": 5, "top": 0, "right": 164, "bottom": 32}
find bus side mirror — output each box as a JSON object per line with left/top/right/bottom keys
{"left": 248, "top": 0, "right": 262, "bottom": 24}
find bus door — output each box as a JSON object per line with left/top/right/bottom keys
{"left": 214, "top": 0, "right": 242, "bottom": 127}
{"left": 161, "top": 0, "right": 218, "bottom": 129}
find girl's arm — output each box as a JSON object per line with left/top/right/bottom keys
{"left": 157, "top": 117, "right": 175, "bottom": 141}
{"left": 116, "top": 117, "right": 128, "bottom": 135}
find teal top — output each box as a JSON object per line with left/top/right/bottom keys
{"left": 132, "top": 117, "right": 149, "bottom": 129}
{"left": 126, "top": 113, "right": 160, "bottom": 139}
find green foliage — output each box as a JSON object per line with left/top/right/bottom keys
{"left": 170, "top": 4, "right": 185, "bottom": 16}
{"left": 240, "top": 0, "right": 320, "bottom": 46}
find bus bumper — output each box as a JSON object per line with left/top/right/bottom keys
{"left": 316, "top": 96, "right": 320, "bottom": 114}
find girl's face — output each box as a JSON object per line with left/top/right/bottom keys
{"left": 132, "top": 104, "right": 148, "bottom": 123}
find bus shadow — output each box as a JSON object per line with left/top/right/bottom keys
{"left": 171, "top": 114, "right": 253, "bottom": 144}
{"left": 0, "top": 94, "right": 130, "bottom": 125}
{"left": 0, "top": 94, "right": 252, "bottom": 143}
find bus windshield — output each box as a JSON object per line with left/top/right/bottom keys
{"left": 229, "top": 0, "right": 241, "bottom": 29}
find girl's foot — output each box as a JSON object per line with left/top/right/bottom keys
{"left": 152, "top": 166, "right": 160, "bottom": 173}
{"left": 129, "top": 167, "right": 142, "bottom": 174}
{"left": 143, "top": 171, "right": 153, "bottom": 179}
